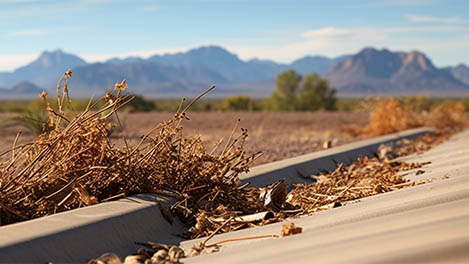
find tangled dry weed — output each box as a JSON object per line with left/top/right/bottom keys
{"left": 288, "top": 157, "right": 424, "bottom": 214}
{"left": 0, "top": 71, "right": 265, "bottom": 234}
{"left": 349, "top": 98, "right": 469, "bottom": 137}
{"left": 363, "top": 98, "right": 421, "bottom": 136}
{"left": 424, "top": 101, "right": 468, "bottom": 129}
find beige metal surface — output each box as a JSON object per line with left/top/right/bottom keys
{"left": 0, "top": 128, "right": 431, "bottom": 263}
{"left": 182, "top": 130, "right": 469, "bottom": 264}
{"left": 0, "top": 194, "right": 184, "bottom": 263}
{"left": 240, "top": 127, "right": 431, "bottom": 187}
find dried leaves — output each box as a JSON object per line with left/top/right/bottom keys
{"left": 287, "top": 157, "right": 425, "bottom": 214}
{"left": 392, "top": 130, "right": 452, "bottom": 157}
{"left": 285, "top": 132, "right": 446, "bottom": 216}
{"left": 280, "top": 223, "right": 302, "bottom": 237}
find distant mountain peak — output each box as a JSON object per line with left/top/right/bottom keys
{"left": 337, "top": 47, "right": 404, "bottom": 79}
{"left": 187, "top": 45, "right": 240, "bottom": 61}
{"left": 1, "top": 81, "right": 44, "bottom": 96}
{"left": 40, "top": 49, "right": 65, "bottom": 56}
{"left": 325, "top": 47, "right": 468, "bottom": 94}
{"left": 0, "top": 49, "right": 88, "bottom": 89}
{"left": 36, "top": 49, "right": 86, "bottom": 68}
{"left": 12, "top": 81, "right": 41, "bottom": 90}
{"left": 38, "top": 50, "right": 60, "bottom": 67}
{"left": 194, "top": 45, "right": 229, "bottom": 52}
{"left": 359, "top": 47, "right": 391, "bottom": 55}
{"left": 446, "top": 63, "right": 469, "bottom": 85}
{"left": 401, "top": 50, "right": 435, "bottom": 71}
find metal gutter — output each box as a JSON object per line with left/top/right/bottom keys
{"left": 0, "top": 194, "right": 184, "bottom": 263}
{"left": 0, "top": 127, "right": 433, "bottom": 263}
{"left": 241, "top": 127, "right": 432, "bottom": 187}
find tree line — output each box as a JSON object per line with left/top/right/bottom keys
{"left": 222, "top": 69, "right": 336, "bottom": 111}
{"left": 121, "top": 69, "right": 338, "bottom": 112}
{"left": 266, "top": 69, "right": 336, "bottom": 111}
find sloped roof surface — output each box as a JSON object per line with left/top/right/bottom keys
{"left": 181, "top": 130, "right": 469, "bottom": 264}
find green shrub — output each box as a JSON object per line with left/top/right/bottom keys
{"left": 222, "top": 95, "right": 254, "bottom": 111}
{"left": 268, "top": 69, "right": 302, "bottom": 111}
{"left": 125, "top": 94, "right": 156, "bottom": 112}
{"left": 1, "top": 99, "right": 52, "bottom": 135}
{"left": 297, "top": 73, "right": 336, "bottom": 111}
{"left": 267, "top": 70, "right": 336, "bottom": 111}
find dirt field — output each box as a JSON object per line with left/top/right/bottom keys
{"left": 0, "top": 111, "right": 369, "bottom": 166}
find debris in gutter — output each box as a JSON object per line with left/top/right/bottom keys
{"left": 259, "top": 179, "right": 287, "bottom": 210}
{"left": 89, "top": 129, "right": 452, "bottom": 262}
{"left": 88, "top": 242, "right": 187, "bottom": 264}
{"left": 190, "top": 222, "right": 303, "bottom": 257}
{"left": 280, "top": 223, "right": 303, "bottom": 237}
{"left": 288, "top": 156, "right": 426, "bottom": 215}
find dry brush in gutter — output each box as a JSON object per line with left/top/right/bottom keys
{"left": 0, "top": 71, "right": 267, "bottom": 236}
{"left": 287, "top": 157, "right": 427, "bottom": 214}
{"left": 286, "top": 130, "right": 452, "bottom": 215}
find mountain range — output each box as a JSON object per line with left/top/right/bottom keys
{"left": 325, "top": 48, "right": 469, "bottom": 95}
{"left": 0, "top": 46, "right": 468, "bottom": 97}
{"left": 0, "top": 81, "right": 43, "bottom": 99}
{"left": 445, "top": 64, "right": 469, "bottom": 86}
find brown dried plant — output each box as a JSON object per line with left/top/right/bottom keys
{"left": 288, "top": 156, "right": 426, "bottom": 215}
{"left": 287, "top": 129, "right": 451, "bottom": 216}
{"left": 362, "top": 98, "right": 421, "bottom": 136}
{"left": 424, "top": 101, "right": 468, "bottom": 129}
{"left": 350, "top": 98, "right": 468, "bottom": 138}
{"left": 0, "top": 72, "right": 265, "bottom": 235}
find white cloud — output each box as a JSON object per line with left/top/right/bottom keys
{"left": 0, "top": 2, "right": 67, "bottom": 19}
{"left": 81, "top": 47, "right": 189, "bottom": 63}
{"left": 377, "top": 0, "right": 439, "bottom": 7}
{"left": 7, "top": 26, "right": 83, "bottom": 37}
{"left": 8, "top": 28, "right": 50, "bottom": 37}
{"left": 137, "top": 5, "right": 159, "bottom": 12}
{"left": 0, "top": 0, "right": 39, "bottom": 4}
{"left": 301, "top": 27, "right": 350, "bottom": 38}
{"left": 0, "top": 53, "right": 37, "bottom": 72}
{"left": 0, "top": 0, "right": 130, "bottom": 19}
{"left": 405, "top": 14, "right": 469, "bottom": 24}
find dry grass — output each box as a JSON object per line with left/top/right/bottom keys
{"left": 363, "top": 98, "right": 421, "bottom": 136}
{"left": 0, "top": 72, "right": 266, "bottom": 236}
{"left": 424, "top": 101, "right": 468, "bottom": 129}
{"left": 120, "top": 111, "right": 368, "bottom": 166}
{"left": 288, "top": 157, "right": 424, "bottom": 214}
{"left": 287, "top": 130, "right": 448, "bottom": 215}
{"left": 355, "top": 98, "right": 468, "bottom": 137}
{"left": 0, "top": 112, "right": 369, "bottom": 167}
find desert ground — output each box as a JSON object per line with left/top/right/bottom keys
{"left": 0, "top": 111, "right": 369, "bottom": 166}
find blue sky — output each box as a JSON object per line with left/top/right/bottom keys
{"left": 1, "top": 0, "right": 468, "bottom": 71}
